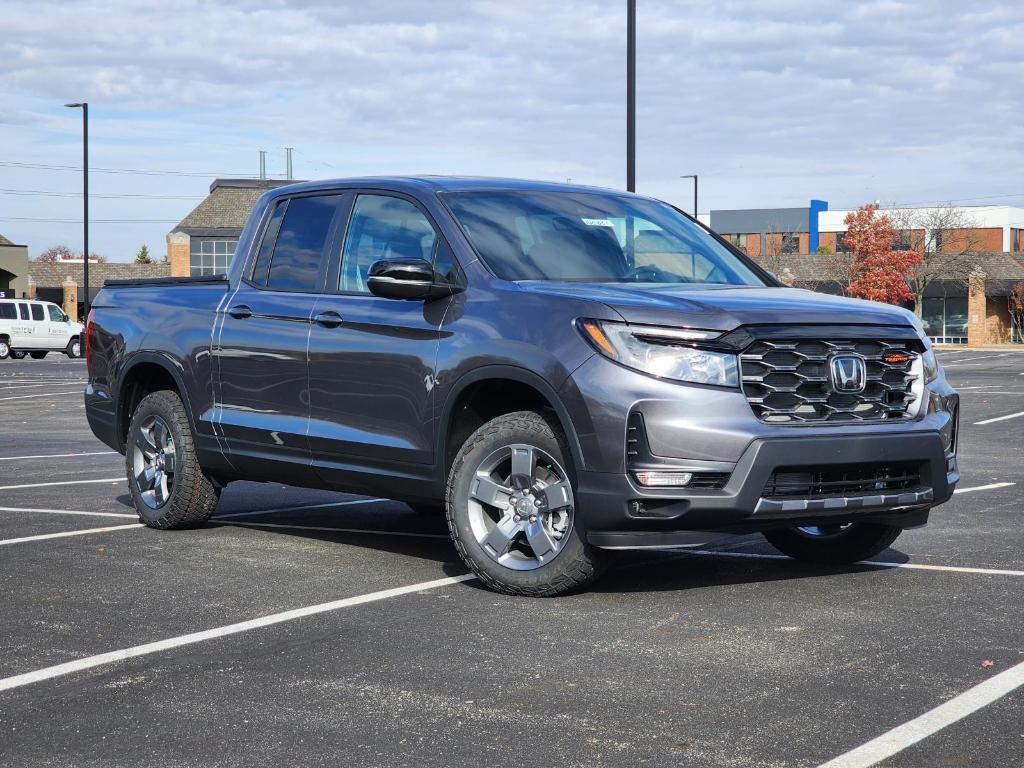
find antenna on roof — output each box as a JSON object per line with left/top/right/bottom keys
{"left": 259, "top": 150, "right": 267, "bottom": 181}
{"left": 285, "top": 148, "right": 294, "bottom": 180}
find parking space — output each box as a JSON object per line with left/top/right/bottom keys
{"left": 1, "top": 352, "right": 1022, "bottom": 767}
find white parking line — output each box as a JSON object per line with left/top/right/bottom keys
{"left": 0, "top": 390, "right": 84, "bottom": 402}
{"left": 0, "top": 451, "right": 117, "bottom": 461}
{"left": 0, "top": 477, "right": 124, "bottom": 491}
{"left": 0, "top": 524, "right": 143, "bottom": 547}
{"left": 224, "top": 520, "right": 449, "bottom": 539}
{"left": 941, "top": 354, "right": 1009, "bottom": 364}
{"left": 0, "top": 505, "right": 136, "bottom": 519}
{"left": 974, "top": 411, "right": 1024, "bottom": 425}
{"left": 0, "top": 573, "right": 474, "bottom": 693}
{"left": 0, "top": 382, "right": 87, "bottom": 391}
{"left": 954, "top": 482, "right": 1016, "bottom": 494}
{"left": 682, "top": 550, "right": 1024, "bottom": 577}
{"left": 817, "top": 658, "right": 1024, "bottom": 768}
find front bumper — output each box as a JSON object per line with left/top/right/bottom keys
{"left": 578, "top": 430, "right": 958, "bottom": 549}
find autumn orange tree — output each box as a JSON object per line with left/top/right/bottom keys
{"left": 841, "top": 204, "right": 922, "bottom": 305}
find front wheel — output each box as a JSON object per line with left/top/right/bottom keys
{"left": 446, "top": 410, "right": 604, "bottom": 597}
{"left": 762, "top": 523, "right": 903, "bottom": 564}
{"left": 126, "top": 390, "right": 220, "bottom": 529}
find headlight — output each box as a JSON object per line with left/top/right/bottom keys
{"left": 578, "top": 319, "right": 738, "bottom": 387}
{"left": 922, "top": 346, "right": 939, "bottom": 383}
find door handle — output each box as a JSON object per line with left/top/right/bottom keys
{"left": 228, "top": 304, "right": 252, "bottom": 320}
{"left": 314, "top": 311, "right": 344, "bottom": 328}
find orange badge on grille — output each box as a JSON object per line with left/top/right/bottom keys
{"left": 883, "top": 351, "right": 910, "bottom": 365}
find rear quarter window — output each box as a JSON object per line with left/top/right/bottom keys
{"left": 0, "top": 303, "right": 15, "bottom": 320}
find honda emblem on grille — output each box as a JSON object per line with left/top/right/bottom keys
{"left": 830, "top": 355, "right": 866, "bottom": 393}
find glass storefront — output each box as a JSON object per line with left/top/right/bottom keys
{"left": 923, "top": 296, "right": 968, "bottom": 344}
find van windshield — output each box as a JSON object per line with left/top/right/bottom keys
{"left": 442, "top": 190, "right": 767, "bottom": 286}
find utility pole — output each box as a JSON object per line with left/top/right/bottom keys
{"left": 626, "top": 0, "right": 636, "bottom": 192}
{"left": 64, "top": 102, "right": 89, "bottom": 318}
{"left": 285, "top": 147, "right": 294, "bottom": 180}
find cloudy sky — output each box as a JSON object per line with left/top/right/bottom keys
{"left": 2, "top": 0, "right": 1022, "bottom": 261}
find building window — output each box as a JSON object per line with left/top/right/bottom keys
{"left": 892, "top": 230, "right": 912, "bottom": 250}
{"left": 780, "top": 233, "right": 800, "bottom": 254}
{"left": 928, "top": 230, "right": 944, "bottom": 253}
{"left": 923, "top": 296, "right": 968, "bottom": 344}
{"left": 726, "top": 234, "right": 748, "bottom": 250}
{"left": 190, "top": 238, "right": 238, "bottom": 276}
{"left": 1014, "top": 229, "right": 1021, "bottom": 252}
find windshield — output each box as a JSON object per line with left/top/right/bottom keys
{"left": 443, "top": 189, "right": 767, "bottom": 286}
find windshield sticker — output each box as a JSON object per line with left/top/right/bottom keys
{"left": 581, "top": 218, "right": 614, "bottom": 227}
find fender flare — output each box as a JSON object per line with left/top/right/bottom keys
{"left": 115, "top": 351, "right": 196, "bottom": 449}
{"left": 436, "top": 364, "right": 587, "bottom": 480}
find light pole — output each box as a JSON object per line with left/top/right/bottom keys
{"left": 626, "top": 0, "right": 636, "bottom": 192}
{"left": 680, "top": 174, "right": 698, "bottom": 220}
{"left": 64, "top": 102, "right": 89, "bottom": 319}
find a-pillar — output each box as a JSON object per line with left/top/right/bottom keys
{"left": 62, "top": 276, "right": 79, "bottom": 323}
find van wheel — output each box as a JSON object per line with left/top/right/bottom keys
{"left": 0, "top": 339, "right": 9, "bottom": 359}
{"left": 446, "top": 410, "right": 604, "bottom": 597}
{"left": 29, "top": 351, "right": 47, "bottom": 360}
{"left": 65, "top": 338, "right": 81, "bottom": 358}
{"left": 10, "top": 350, "right": 26, "bottom": 360}
{"left": 762, "top": 523, "right": 903, "bottom": 564}
{"left": 126, "top": 390, "right": 219, "bottom": 529}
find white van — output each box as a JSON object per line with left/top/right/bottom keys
{"left": 0, "top": 299, "right": 85, "bottom": 360}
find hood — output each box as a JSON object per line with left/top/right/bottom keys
{"left": 515, "top": 282, "right": 917, "bottom": 332}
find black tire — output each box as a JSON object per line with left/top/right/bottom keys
{"left": 126, "top": 389, "right": 219, "bottom": 529}
{"left": 65, "top": 337, "right": 81, "bottom": 358}
{"left": 29, "top": 351, "right": 47, "bottom": 360}
{"left": 446, "top": 410, "right": 604, "bottom": 597}
{"left": 0, "top": 339, "right": 9, "bottom": 359}
{"left": 762, "top": 523, "right": 903, "bottom": 564}
{"left": 10, "top": 350, "right": 27, "bottom": 360}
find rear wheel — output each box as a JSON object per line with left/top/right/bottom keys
{"left": 446, "top": 410, "right": 604, "bottom": 597}
{"left": 0, "top": 339, "right": 9, "bottom": 359}
{"left": 65, "top": 338, "right": 81, "bottom": 358}
{"left": 762, "top": 523, "right": 902, "bottom": 564}
{"left": 126, "top": 390, "right": 219, "bottom": 529}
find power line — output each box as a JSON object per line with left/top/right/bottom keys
{"left": 0, "top": 187, "right": 203, "bottom": 200}
{"left": 0, "top": 217, "right": 178, "bottom": 224}
{"left": 0, "top": 160, "right": 275, "bottom": 179}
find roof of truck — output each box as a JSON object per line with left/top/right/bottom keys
{"left": 261, "top": 175, "right": 630, "bottom": 197}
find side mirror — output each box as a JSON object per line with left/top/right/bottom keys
{"left": 367, "top": 258, "right": 462, "bottom": 300}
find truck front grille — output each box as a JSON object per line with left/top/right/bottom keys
{"left": 740, "top": 339, "right": 919, "bottom": 423}
{"left": 763, "top": 462, "right": 923, "bottom": 499}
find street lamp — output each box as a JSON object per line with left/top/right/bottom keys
{"left": 626, "top": 0, "right": 636, "bottom": 192}
{"left": 680, "top": 174, "right": 698, "bottom": 220}
{"left": 64, "top": 102, "right": 89, "bottom": 319}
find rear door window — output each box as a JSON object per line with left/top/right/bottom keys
{"left": 18, "top": 303, "right": 29, "bottom": 320}
{"left": 30, "top": 304, "right": 44, "bottom": 321}
{"left": 260, "top": 195, "right": 341, "bottom": 292}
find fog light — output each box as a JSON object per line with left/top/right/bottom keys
{"left": 633, "top": 470, "right": 693, "bottom": 487}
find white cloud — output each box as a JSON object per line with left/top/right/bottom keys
{"left": 0, "top": 0, "right": 1022, "bottom": 257}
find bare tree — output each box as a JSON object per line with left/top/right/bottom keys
{"left": 887, "top": 204, "right": 981, "bottom": 317}
{"left": 35, "top": 245, "right": 76, "bottom": 262}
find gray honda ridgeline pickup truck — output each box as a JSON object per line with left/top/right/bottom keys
{"left": 84, "top": 177, "right": 959, "bottom": 596}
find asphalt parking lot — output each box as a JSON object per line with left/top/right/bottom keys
{"left": 1, "top": 350, "right": 1022, "bottom": 767}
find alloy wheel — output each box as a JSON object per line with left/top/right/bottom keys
{"left": 131, "top": 414, "right": 176, "bottom": 509}
{"left": 466, "top": 443, "right": 574, "bottom": 571}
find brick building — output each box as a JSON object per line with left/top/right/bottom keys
{"left": 27, "top": 261, "right": 170, "bottom": 322}
{"left": 166, "top": 178, "right": 294, "bottom": 277}
{"left": 706, "top": 202, "right": 1024, "bottom": 346}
